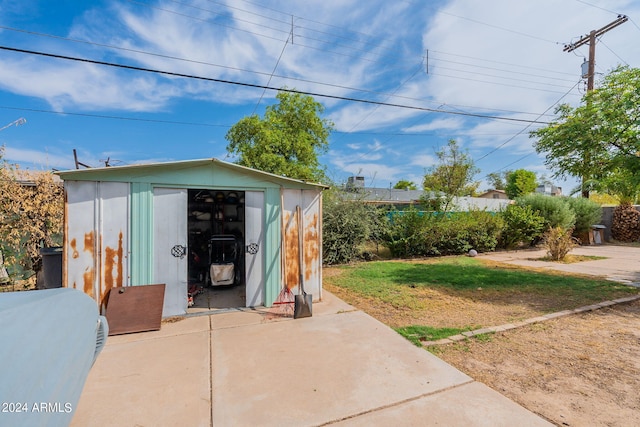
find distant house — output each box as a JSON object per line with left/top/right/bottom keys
{"left": 342, "top": 177, "right": 511, "bottom": 211}
{"left": 478, "top": 189, "right": 509, "bottom": 200}
{"left": 536, "top": 183, "right": 562, "bottom": 196}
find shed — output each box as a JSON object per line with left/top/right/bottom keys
{"left": 57, "top": 158, "right": 326, "bottom": 317}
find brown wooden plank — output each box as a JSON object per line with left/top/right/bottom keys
{"left": 105, "top": 284, "right": 166, "bottom": 335}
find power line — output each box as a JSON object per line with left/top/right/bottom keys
{"left": 476, "top": 79, "right": 582, "bottom": 165}
{"left": 125, "top": 0, "right": 581, "bottom": 85}
{"left": 0, "top": 45, "right": 552, "bottom": 125}
{"left": 0, "top": 105, "right": 229, "bottom": 127}
{"left": 1, "top": 25, "right": 558, "bottom": 117}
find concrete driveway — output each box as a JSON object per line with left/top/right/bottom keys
{"left": 479, "top": 244, "right": 640, "bottom": 285}
{"left": 71, "top": 292, "right": 551, "bottom": 426}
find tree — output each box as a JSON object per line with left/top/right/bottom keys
{"left": 486, "top": 172, "right": 507, "bottom": 191}
{"left": 531, "top": 66, "right": 640, "bottom": 198}
{"left": 393, "top": 180, "right": 417, "bottom": 190}
{"left": 505, "top": 169, "right": 537, "bottom": 199}
{"left": 422, "top": 140, "right": 479, "bottom": 212}
{"left": 0, "top": 150, "right": 63, "bottom": 284}
{"left": 225, "top": 91, "right": 334, "bottom": 181}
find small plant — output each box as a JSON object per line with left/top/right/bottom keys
{"left": 543, "top": 226, "right": 576, "bottom": 261}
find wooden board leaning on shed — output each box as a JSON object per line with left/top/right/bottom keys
{"left": 105, "top": 284, "right": 165, "bottom": 335}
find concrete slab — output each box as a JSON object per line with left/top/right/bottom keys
{"left": 211, "top": 310, "right": 473, "bottom": 426}
{"left": 479, "top": 245, "right": 640, "bottom": 284}
{"left": 71, "top": 330, "right": 211, "bottom": 427}
{"left": 333, "top": 381, "right": 552, "bottom": 427}
{"left": 71, "top": 292, "right": 551, "bottom": 427}
{"left": 105, "top": 312, "right": 211, "bottom": 344}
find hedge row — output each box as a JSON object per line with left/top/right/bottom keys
{"left": 322, "top": 192, "right": 603, "bottom": 263}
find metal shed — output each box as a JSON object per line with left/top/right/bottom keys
{"left": 57, "top": 158, "right": 326, "bottom": 318}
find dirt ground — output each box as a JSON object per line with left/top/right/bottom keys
{"left": 434, "top": 299, "right": 640, "bottom": 427}
{"left": 324, "top": 265, "right": 640, "bottom": 427}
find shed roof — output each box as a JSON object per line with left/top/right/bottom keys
{"left": 57, "top": 157, "right": 329, "bottom": 190}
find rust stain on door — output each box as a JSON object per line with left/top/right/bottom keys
{"left": 284, "top": 211, "right": 300, "bottom": 290}
{"left": 70, "top": 238, "right": 79, "bottom": 259}
{"left": 82, "top": 231, "right": 95, "bottom": 298}
{"left": 102, "top": 231, "right": 124, "bottom": 305}
{"left": 303, "top": 213, "right": 319, "bottom": 281}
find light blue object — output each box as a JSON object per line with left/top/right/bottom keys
{"left": 0, "top": 288, "right": 107, "bottom": 427}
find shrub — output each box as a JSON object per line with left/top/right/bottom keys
{"left": 384, "top": 208, "right": 432, "bottom": 257}
{"left": 383, "top": 209, "right": 502, "bottom": 257}
{"left": 543, "top": 226, "right": 576, "bottom": 261}
{"left": 516, "top": 193, "right": 575, "bottom": 230}
{"left": 498, "top": 204, "right": 545, "bottom": 248}
{"left": 322, "top": 191, "right": 387, "bottom": 265}
{"left": 563, "top": 197, "right": 602, "bottom": 235}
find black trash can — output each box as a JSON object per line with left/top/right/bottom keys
{"left": 38, "top": 247, "right": 63, "bottom": 289}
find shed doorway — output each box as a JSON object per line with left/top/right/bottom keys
{"left": 187, "top": 189, "right": 246, "bottom": 312}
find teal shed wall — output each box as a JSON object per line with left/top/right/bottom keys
{"left": 59, "top": 159, "right": 325, "bottom": 313}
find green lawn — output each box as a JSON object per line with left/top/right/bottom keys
{"left": 324, "top": 256, "right": 639, "bottom": 344}
{"left": 329, "top": 256, "right": 635, "bottom": 303}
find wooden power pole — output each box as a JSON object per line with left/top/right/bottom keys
{"left": 562, "top": 15, "right": 628, "bottom": 198}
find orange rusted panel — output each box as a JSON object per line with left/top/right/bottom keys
{"left": 284, "top": 211, "right": 300, "bottom": 289}
{"left": 303, "top": 213, "right": 319, "bottom": 281}
{"left": 82, "top": 231, "right": 96, "bottom": 298}
{"left": 70, "top": 238, "right": 79, "bottom": 259}
{"left": 102, "top": 231, "right": 124, "bottom": 307}
{"left": 83, "top": 269, "right": 94, "bottom": 297}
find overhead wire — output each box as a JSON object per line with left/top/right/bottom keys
{"left": 0, "top": 45, "right": 554, "bottom": 125}
{"left": 479, "top": 78, "right": 583, "bottom": 178}
{"left": 250, "top": 24, "right": 291, "bottom": 115}
{"left": 123, "top": 0, "right": 582, "bottom": 89}
{"left": 0, "top": 24, "right": 562, "bottom": 118}
{"left": 476, "top": 79, "right": 582, "bottom": 165}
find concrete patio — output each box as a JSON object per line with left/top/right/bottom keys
{"left": 70, "top": 291, "right": 551, "bottom": 426}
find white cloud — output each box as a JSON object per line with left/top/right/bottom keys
{"left": 403, "top": 117, "right": 464, "bottom": 132}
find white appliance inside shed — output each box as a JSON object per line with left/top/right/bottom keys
{"left": 187, "top": 189, "right": 246, "bottom": 311}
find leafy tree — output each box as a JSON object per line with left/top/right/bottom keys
{"left": 505, "top": 169, "right": 537, "bottom": 199}
{"left": 393, "top": 180, "right": 417, "bottom": 190}
{"left": 422, "top": 140, "right": 479, "bottom": 212}
{"left": 486, "top": 171, "right": 507, "bottom": 191}
{"left": 531, "top": 66, "right": 640, "bottom": 198}
{"left": 0, "top": 150, "right": 63, "bottom": 284}
{"left": 226, "top": 91, "right": 334, "bottom": 181}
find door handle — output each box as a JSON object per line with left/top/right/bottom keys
{"left": 171, "top": 245, "right": 187, "bottom": 258}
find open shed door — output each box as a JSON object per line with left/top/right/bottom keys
{"left": 153, "top": 187, "right": 188, "bottom": 316}
{"left": 244, "top": 191, "right": 264, "bottom": 307}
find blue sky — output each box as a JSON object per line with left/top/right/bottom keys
{"left": 1, "top": 0, "right": 640, "bottom": 193}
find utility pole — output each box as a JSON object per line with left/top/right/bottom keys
{"left": 563, "top": 14, "right": 628, "bottom": 198}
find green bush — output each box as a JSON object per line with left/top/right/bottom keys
{"left": 322, "top": 191, "right": 387, "bottom": 265}
{"left": 384, "top": 208, "right": 432, "bottom": 257}
{"left": 383, "top": 209, "right": 502, "bottom": 257}
{"left": 498, "top": 204, "right": 545, "bottom": 248}
{"left": 516, "top": 193, "right": 575, "bottom": 230}
{"left": 563, "top": 197, "right": 602, "bottom": 235}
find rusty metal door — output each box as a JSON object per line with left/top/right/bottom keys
{"left": 65, "top": 180, "right": 129, "bottom": 310}
{"left": 282, "top": 189, "right": 322, "bottom": 300}
{"left": 153, "top": 187, "right": 188, "bottom": 316}
{"left": 244, "top": 191, "right": 264, "bottom": 307}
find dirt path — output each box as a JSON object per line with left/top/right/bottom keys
{"left": 433, "top": 299, "right": 640, "bottom": 427}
